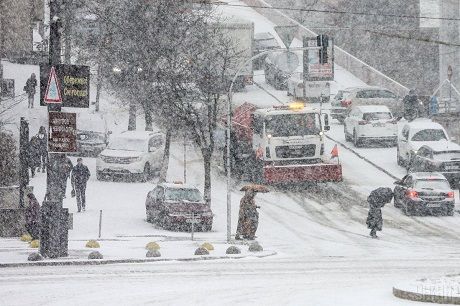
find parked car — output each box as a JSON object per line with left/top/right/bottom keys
{"left": 264, "top": 51, "right": 299, "bottom": 90}
{"left": 76, "top": 112, "right": 111, "bottom": 156}
{"left": 409, "top": 143, "right": 460, "bottom": 187}
{"left": 96, "top": 130, "right": 165, "bottom": 182}
{"left": 393, "top": 172, "right": 455, "bottom": 216}
{"left": 397, "top": 119, "right": 450, "bottom": 167}
{"left": 330, "top": 88, "right": 354, "bottom": 123}
{"left": 343, "top": 105, "right": 398, "bottom": 147}
{"left": 145, "top": 182, "right": 213, "bottom": 231}
{"left": 253, "top": 32, "right": 280, "bottom": 70}
{"left": 337, "top": 86, "right": 401, "bottom": 118}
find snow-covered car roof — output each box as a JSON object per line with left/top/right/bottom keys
{"left": 117, "top": 130, "right": 162, "bottom": 140}
{"left": 409, "top": 172, "right": 448, "bottom": 181}
{"left": 404, "top": 119, "right": 445, "bottom": 131}
{"left": 355, "top": 105, "right": 391, "bottom": 113}
{"left": 349, "top": 86, "right": 392, "bottom": 92}
{"left": 419, "top": 142, "right": 460, "bottom": 152}
{"left": 159, "top": 182, "right": 200, "bottom": 190}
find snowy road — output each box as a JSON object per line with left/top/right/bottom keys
{"left": 1, "top": 256, "right": 460, "bottom": 305}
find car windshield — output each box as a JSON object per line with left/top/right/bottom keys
{"left": 165, "top": 188, "right": 203, "bottom": 202}
{"left": 433, "top": 151, "right": 460, "bottom": 161}
{"left": 356, "top": 90, "right": 396, "bottom": 99}
{"left": 362, "top": 112, "right": 392, "bottom": 120}
{"left": 411, "top": 129, "right": 447, "bottom": 141}
{"left": 108, "top": 137, "right": 147, "bottom": 151}
{"left": 265, "top": 113, "right": 320, "bottom": 137}
{"left": 415, "top": 179, "right": 450, "bottom": 190}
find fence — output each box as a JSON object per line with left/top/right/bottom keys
{"left": 242, "top": 0, "right": 410, "bottom": 97}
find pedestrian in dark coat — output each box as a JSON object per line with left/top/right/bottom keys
{"left": 236, "top": 189, "right": 259, "bottom": 240}
{"left": 24, "top": 73, "right": 37, "bottom": 108}
{"left": 366, "top": 187, "right": 393, "bottom": 238}
{"left": 37, "top": 126, "right": 47, "bottom": 172}
{"left": 28, "top": 135, "right": 41, "bottom": 177}
{"left": 402, "top": 89, "right": 420, "bottom": 121}
{"left": 25, "top": 193, "right": 40, "bottom": 240}
{"left": 71, "top": 158, "right": 90, "bottom": 212}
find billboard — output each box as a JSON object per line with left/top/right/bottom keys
{"left": 303, "top": 37, "right": 334, "bottom": 82}
{"left": 48, "top": 112, "right": 77, "bottom": 153}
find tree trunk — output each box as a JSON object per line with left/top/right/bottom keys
{"left": 144, "top": 108, "right": 153, "bottom": 131}
{"left": 202, "top": 148, "right": 212, "bottom": 206}
{"left": 159, "top": 129, "right": 172, "bottom": 183}
{"left": 95, "top": 64, "right": 102, "bottom": 112}
{"left": 128, "top": 100, "right": 136, "bottom": 131}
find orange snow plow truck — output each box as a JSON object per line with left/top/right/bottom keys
{"left": 228, "top": 102, "right": 342, "bottom": 183}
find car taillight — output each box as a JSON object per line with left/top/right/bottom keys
{"left": 447, "top": 191, "right": 455, "bottom": 198}
{"left": 406, "top": 190, "right": 418, "bottom": 199}
{"left": 358, "top": 120, "right": 369, "bottom": 125}
{"left": 341, "top": 99, "right": 352, "bottom": 107}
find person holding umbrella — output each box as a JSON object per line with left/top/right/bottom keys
{"left": 366, "top": 187, "right": 393, "bottom": 238}
{"left": 236, "top": 184, "right": 268, "bottom": 240}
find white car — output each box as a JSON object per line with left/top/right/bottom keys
{"left": 96, "top": 130, "right": 165, "bottom": 181}
{"left": 397, "top": 119, "right": 450, "bottom": 167}
{"left": 344, "top": 105, "right": 398, "bottom": 147}
{"left": 287, "top": 72, "right": 331, "bottom": 103}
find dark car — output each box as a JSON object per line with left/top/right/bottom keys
{"left": 145, "top": 182, "right": 213, "bottom": 231}
{"left": 393, "top": 172, "right": 455, "bottom": 216}
{"left": 76, "top": 112, "right": 111, "bottom": 156}
{"left": 253, "top": 32, "right": 280, "bottom": 70}
{"left": 409, "top": 143, "right": 460, "bottom": 187}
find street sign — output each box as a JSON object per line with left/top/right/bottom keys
{"left": 40, "top": 64, "right": 90, "bottom": 108}
{"left": 274, "top": 25, "right": 298, "bottom": 49}
{"left": 303, "top": 37, "right": 334, "bottom": 82}
{"left": 48, "top": 112, "right": 77, "bottom": 153}
{"left": 44, "top": 66, "right": 62, "bottom": 103}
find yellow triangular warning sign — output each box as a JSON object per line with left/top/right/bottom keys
{"left": 44, "top": 66, "right": 62, "bottom": 103}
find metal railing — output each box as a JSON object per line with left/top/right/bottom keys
{"left": 242, "top": 0, "right": 410, "bottom": 97}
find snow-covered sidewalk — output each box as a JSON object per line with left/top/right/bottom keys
{"left": 0, "top": 236, "right": 275, "bottom": 266}
{"left": 394, "top": 275, "right": 460, "bottom": 304}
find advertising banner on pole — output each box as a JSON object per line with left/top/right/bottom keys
{"left": 48, "top": 112, "right": 77, "bottom": 153}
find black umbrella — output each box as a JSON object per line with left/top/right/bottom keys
{"left": 368, "top": 187, "right": 393, "bottom": 207}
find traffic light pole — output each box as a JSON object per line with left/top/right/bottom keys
{"left": 40, "top": 0, "right": 69, "bottom": 258}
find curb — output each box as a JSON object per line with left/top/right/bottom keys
{"left": 326, "top": 135, "right": 400, "bottom": 181}
{"left": 0, "top": 251, "right": 277, "bottom": 268}
{"left": 393, "top": 286, "right": 460, "bottom": 305}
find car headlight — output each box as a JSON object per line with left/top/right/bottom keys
{"left": 126, "top": 156, "right": 142, "bottom": 163}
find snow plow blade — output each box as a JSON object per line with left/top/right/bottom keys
{"left": 263, "top": 163, "right": 342, "bottom": 183}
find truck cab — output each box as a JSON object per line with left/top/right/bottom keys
{"left": 231, "top": 102, "right": 341, "bottom": 184}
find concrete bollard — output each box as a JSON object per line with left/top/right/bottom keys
{"left": 226, "top": 246, "right": 241, "bottom": 254}
{"left": 88, "top": 251, "right": 103, "bottom": 260}
{"left": 27, "top": 252, "right": 43, "bottom": 261}
{"left": 194, "top": 247, "right": 209, "bottom": 255}
{"left": 248, "top": 242, "right": 263, "bottom": 252}
{"left": 146, "top": 249, "right": 161, "bottom": 258}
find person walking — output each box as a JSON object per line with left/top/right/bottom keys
{"left": 36, "top": 126, "right": 47, "bottom": 172}
{"left": 25, "top": 193, "right": 41, "bottom": 240}
{"left": 236, "top": 188, "right": 260, "bottom": 240}
{"left": 24, "top": 73, "right": 37, "bottom": 108}
{"left": 366, "top": 187, "right": 393, "bottom": 238}
{"left": 28, "top": 134, "right": 41, "bottom": 177}
{"left": 402, "top": 89, "right": 420, "bottom": 121}
{"left": 71, "top": 158, "right": 91, "bottom": 212}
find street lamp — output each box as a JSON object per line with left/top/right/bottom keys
{"left": 225, "top": 46, "right": 322, "bottom": 242}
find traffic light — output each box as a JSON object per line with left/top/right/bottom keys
{"left": 316, "top": 34, "right": 329, "bottom": 64}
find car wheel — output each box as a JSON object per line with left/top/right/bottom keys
{"left": 447, "top": 208, "right": 454, "bottom": 216}
{"left": 201, "top": 223, "right": 212, "bottom": 232}
{"left": 353, "top": 130, "right": 361, "bottom": 148}
{"left": 141, "top": 163, "right": 151, "bottom": 182}
{"left": 96, "top": 171, "right": 103, "bottom": 181}
{"left": 338, "top": 117, "right": 345, "bottom": 125}
{"left": 403, "top": 204, "right": 414, "bottom": 216}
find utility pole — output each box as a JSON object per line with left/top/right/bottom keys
{"left": 0, "top": 0, "right": 5, "bottom": 95}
